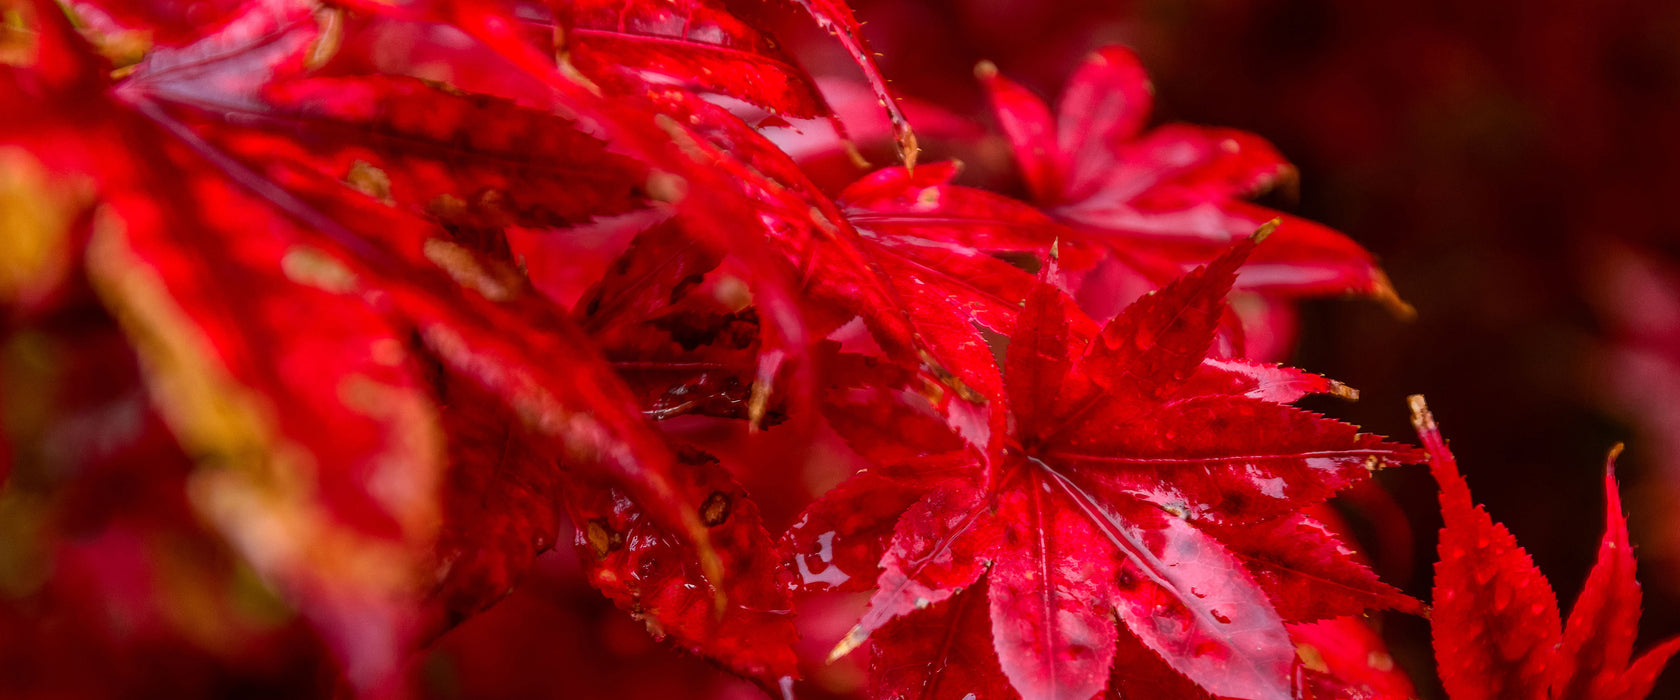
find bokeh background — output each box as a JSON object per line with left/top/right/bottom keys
{"left": 423, "top": 1, "right": 1680, "bottom": 698}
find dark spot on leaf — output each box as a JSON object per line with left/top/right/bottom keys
{"left": 1117, "top": 568, "right": 1140, "bottom": 590}
{"left": 669, "top": 274, "right": 705, "bottom": 304}
{"left": 676, "top": 446, "right": 721, "bottom": 466}
{"left": 701, "top": 491, "right": 732, "bottom": 527}
{"left": 1222, "top": 492, "right": 1248, "bottom": 513}
{"left": 585, "top": 518, "right": 622, "bottom": 557}
{"left": 444, "top": 605, "right": 470, "bottom": 631}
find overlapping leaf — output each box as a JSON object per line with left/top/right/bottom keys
{"left": 0, "top": 0, "right": 812, "bottom": 687}
{"left": 554, "top": 0, "right": 832, "bottom": 119}
{"left": 1413, "top": 396, "right": 1680, "bottom": 700}
{"left": 775, "top": 0, "right": 918, "bottom": 166}
{"left": 793, "top": 235, "right": 1422, "bottom": 700}
{"left": 115, "top": 0, "right": 723, "bottom": 602}
{"left": 978, "top": 46, "right": 1406, "bottom": 356}
{"left": 839, "top": 162, "right": 1055, "bottom": 335}
{"left": 562, "top": 447, "right": 799, "bottom": 689}
{"left": 355, "top": 0, "right": 998, "bottom": 433}
{"left": 1290, "top": 617, "right": 1418, "bottom": 700}
{"left": 0, "top": 0, "right": 1546, "bottom": 698}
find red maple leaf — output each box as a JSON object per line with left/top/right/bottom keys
{"left": 11, "top": 1, "right": 1620, "bottom": 698}
{"left": 838, "top": 161, "right": 1062, "bottom": 337}
{"left": 790, "top": 232, "right": 1421, "bottom": 700}
{"left": 1287, "top": 616, "right": 1419, "bottom": 700}
{"left": 1412, "top": 396, "right": 1680, "bottom": 700}
{"left": 0, "top": 0, "right": 819, "bottom": 688}
{"left": 978, "top": 47, "right": 1408, "bottom": 358}
{"left": 554, "top": 0, "right": 834, "bottom": 120}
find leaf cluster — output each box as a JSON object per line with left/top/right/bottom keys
{"left": 0, "top": 1, "right": 1669, "bottom": 698}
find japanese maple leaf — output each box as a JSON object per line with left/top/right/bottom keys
{"left": 349, "top": 0, "right": 1013, "bottom": 437}
{"left": 349, "top": 0, "right": 997, "bottom": 424}
{"left": 235, "top": 7, "right": 989, "bottom": 686}
{"left": 763, "top": 78, "right": 985, "bottom": 190}
{"left": 979, "top": 46, "right": 1406, "bottom": 357}
{"left": 127, "top": 5, "right": 822, "bottom": 677}
{"left": 1288, "top": 616, "right": 1419, "bottom": 700}
{"left": 553, "top": 0, "right": 834, "bottom": 119}
{"left": 1590, "top": 244, "right": 1680, "bottom": 578}
{"left": 414, "top": 0, "right": 971, "bottom": 408}
{"left": 576, "top": 88, "right": 1014, "bottom": 426}
{"left": 790, "top": 231, "right": 1422, "bottom": 700}
{"left": 1086, "top": 615, "right": 1416, "bottom": 700}
{"left": 1411, "top": 396, "right": 1680, "bottom": 700}
{"left": 414, "top": 546, "right": 844, "bottom": 700}
{"left": 772, "top": 0, "right": 919, "bottom": 166}
{"left": 573, "top": 220, "right": 757, "bottom": 419}
{"left": 838, "top": 161, "right": 1062, "bottom": 337}
{"left": 1, "top": 0, "right": 812, "bottom": 687}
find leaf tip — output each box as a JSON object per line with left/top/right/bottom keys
{"left": 1252, "top": 217, "right": 1282, "bottom": 244}
{"left": 1410, "top": 394, "right": 1473, "bottom": 506}
{"left": 307, "top": 8, "right": 346, "bottom": 70}
{"left": 1330, "top": 380, "right": 1360, "bottom": 401}
{"left": 844, "top": 140, "right": 872, "bottom": 170}
{"left": 827, "top": 625, "right": 868, "bottom": 663}
{"left": 1371, "top": 269, "right": 1417, "bottom": 321}
{"left": 899, "top": 126, "right": 920, "bottom": 173}
{"left": 1603, "top": 442, "right": 1628, "bottom": 526}
{"left": 1406, "top": 394, "right": 1434, "bottom": 434}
